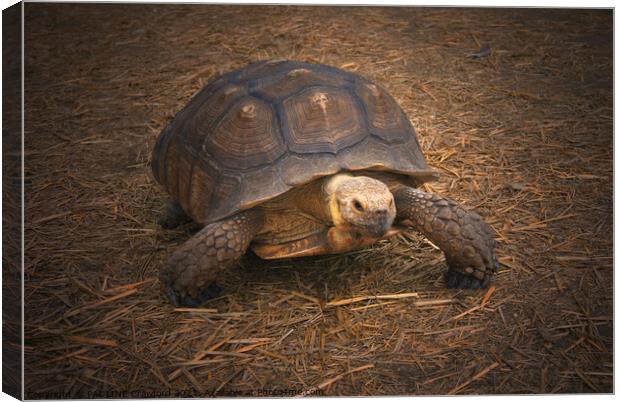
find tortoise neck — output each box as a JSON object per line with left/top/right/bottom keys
{"left": 286, "top": 174, "right": 353, "bottom": 226}
{"left": 323, "top": 173, "right": 355, "bottom": 227}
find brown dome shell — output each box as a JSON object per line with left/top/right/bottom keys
{"left": 152, "top": 60, "right": 438, "bottom": 224}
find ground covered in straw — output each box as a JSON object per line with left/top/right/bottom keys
{"left": 23, "top": 4, "right": 612, "bottom": 397}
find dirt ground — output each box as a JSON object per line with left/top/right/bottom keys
{"left": 22, "top": 4, "right": 612, "bottom": 397}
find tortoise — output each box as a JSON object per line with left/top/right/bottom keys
{"left": 152, "top": 59, "right": 498, "bottom": 307}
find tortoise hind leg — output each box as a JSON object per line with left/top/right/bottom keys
{"left": 158, "top": 199, "right": 192, "bottom": 229}
{"left": 160, "top": 210, "right": 264, "bottom": 307}
{"left": 393, "top": 186, "right": 498, "bottom": 288}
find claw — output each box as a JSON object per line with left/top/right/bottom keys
{"left": 445, "top": 269, "right": 490, "bottom": 289}
{"left": 164, "top": 282, "right": 222, "bottom": 307}
{"left": 163, "top": 283, "right": 181, "bottom": 307}
{"left": 158, "top": 216, "right": 180, "bottom": 230}
{"left": 158, "top": 199, "right": 192, "bottom": 229}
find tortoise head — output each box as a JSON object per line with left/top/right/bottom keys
{"left": 328, "top": 175, "right": 396, "bottom": 238}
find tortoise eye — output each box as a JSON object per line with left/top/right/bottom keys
{"left": 353, "top": 200, "right": 364, "bottom": 212}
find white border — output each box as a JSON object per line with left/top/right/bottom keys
{"left": 0, "top": 1, "right": 616, "bottom": 402}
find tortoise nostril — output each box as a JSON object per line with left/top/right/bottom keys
{"left": 376, "top": 209, "right": 387, "bottom": 215}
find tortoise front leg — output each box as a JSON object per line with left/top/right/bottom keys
{"left": 393, "top": 186, "right": 498, "bottom": 288}
{"left": 159, "top": 210, "right": 264, "bottom": 307}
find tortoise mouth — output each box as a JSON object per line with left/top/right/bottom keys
{"left": 349, "top": 219, "right": 395, "bottom": 239}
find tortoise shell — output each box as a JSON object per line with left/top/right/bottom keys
{"left": 152, "top": 60, "right": 438, "bottom": 224}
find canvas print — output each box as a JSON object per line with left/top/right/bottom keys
{"left": 2, "top": 2, "right": 613, "bottom": 398}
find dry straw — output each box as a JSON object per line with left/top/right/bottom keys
{"left": 22, "top": 4, "right": 611, "bottom": 396}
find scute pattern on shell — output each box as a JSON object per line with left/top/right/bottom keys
{"left": 152, "top": 59, "right": 438, "bottom": 224}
